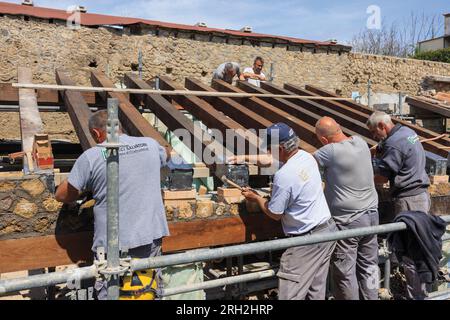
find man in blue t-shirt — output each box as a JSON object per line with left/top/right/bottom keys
{"left": 55, "top": 110, "right": 170, "bottom": 300}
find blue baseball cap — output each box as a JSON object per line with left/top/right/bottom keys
{"left": 266, "top": 122, "right": 297, "bottom": 145}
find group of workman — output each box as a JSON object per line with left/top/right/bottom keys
{"left": 55, "top": 57, "right": 434, "bottom": 300}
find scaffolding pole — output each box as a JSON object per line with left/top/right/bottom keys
{"left": 0, "top": 216, "right": 449, "bottom": 296}
{"left": 105, "top": 98, "right": 120, "bottom": 300}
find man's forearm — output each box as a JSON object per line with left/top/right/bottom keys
{"left": 257, "top": 197, "right": 282, "bottom": 221}
{"left": 55, "top": 180, "right": 81, "bottom": 203}
{"left": 246, "top": 154, "right": 273, "bottom": 167}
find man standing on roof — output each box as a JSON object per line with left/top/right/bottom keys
{"left": 240, "top": 56, "right": 266, "bottom": 87}
{"left": 212, "top": 62, "right": 241, "bottom": 84}
{"left": 314, "top": 116, "right": 379, "bottom": 300}
{"left": 232, "top": 123, "right": 337, "bottom": 300}
{"left": 366, "top": 111, "right": 431, "bottom": 300}
{"left": 55, "top": 110, "right": 170, "bottom": 300}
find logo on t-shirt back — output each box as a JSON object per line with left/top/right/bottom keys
{"left": 298, "top": 170, "right": 309, "bottom": 182}
{"left": 407, "top": 134, "right": 419, "bottom": 145}
{"left": 100, "top": 148, "right": 108, "bottom": 161}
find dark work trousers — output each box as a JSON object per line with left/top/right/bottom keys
{"left": 393, "top": 191, "right": 431, "bottom": 300}
{"left": 331, "top": 209, "right": 379, "bottom": 300}
{"left": 277, "top": 218, "right": 337, "bottom": 300}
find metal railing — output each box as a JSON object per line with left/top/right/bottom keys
{"left": 0, "top": 216, "right": 449, "bottom": 297}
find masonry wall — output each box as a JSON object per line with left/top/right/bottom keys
{"left": 1, "top": 15, "right": 450, "bottom": 97}
{"left": 0, "top": 173, "right": 85, "bottom": 240}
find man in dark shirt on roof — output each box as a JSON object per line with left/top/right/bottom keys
{"left": 366, "top": 111, "right": 431, "bottom": 300}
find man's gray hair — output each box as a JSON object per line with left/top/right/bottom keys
{"left": 225, "top": 63, "right": 235, "bottom": 71}
{"left": 366, "top": 111, "right": 393, "bottom": 128}
{"left": 88, "top": 110, "right": 108, "bottom": 132}
{"left": 281, "top": 135, "right": 300, "bottom": 153}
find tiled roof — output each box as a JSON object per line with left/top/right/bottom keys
{"left": 0, "top": 1, "right": 351, "bottom": 51}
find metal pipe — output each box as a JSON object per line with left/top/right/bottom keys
{"left": 11, "top": 83, "right": 355, "bottom": 101}
{"left": 161, "top": 269, "right": 276, "bottom": 297}
{"left": 238, "top": 255, "right": 245, "bottom": 299}
{"left": 138, "top": 49, "right": 143, "bottom": 79}
{"left": 426, "top": 288, "right": 450, "bottom": 300}
{"left": 1, "top": 216, "right": 449, "bottom": 295}
{"left": 384, "top": 255, "right": 391, "bottom": 290}
{"left": 398, "top": 92, "right": 403, "bottom": 116}
{"left": 106, "top": 98, "right": 120, "bottom": 300}
{"left": 206, "top": 278, "right": 278, "bottom": 300}
{"left": 367, "top": 78, "right": 372, "bottom": 109}
{"left": 0, "top": 265, "right": 97, "bottom": 295}
{"left": 0, "top": 105, "right": 156, "bottom": 113}
{"left": 131, "top": 216, "right": 450, "bottom": 271}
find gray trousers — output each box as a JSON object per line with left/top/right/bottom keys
{"left": 393, "top": 191, "right": 431, "bottom": 300}
{"left": 331, "top": 210, "right": 379, "bottom": 300}
{"left": 277, "top": 219, "right": 337, "bottom": 300}
{"left": 95, "top": 239, "right": 163, "bottom": 300}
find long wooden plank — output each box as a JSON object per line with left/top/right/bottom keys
{"left": 0, "top": 83, "right": 97, "bottom": 106}
{"left": 305, "top": 85, "right": 373, "bottom": 115}
{"left": 158, "top": 76, "right": 261, "bottom": 155}
{"left": 272, "top": 83, "right": 369, "bottom": 124}
{"left": 185, "top": 78, "right": 317, "bottom": 153}
{"left": 124, "top": 73, "right": 230, "bottom": 169}
{"left": 406, "top": 96, "right": 450, "bottom": 118}
{"left": 272, "top": 83, "right": 377, "bottom": 146}
{"left": 55, "top": 70, "right": 96, "bottom": 150}
{"left": 91, "top": 72, "right": 210, "bottom": 178}
{"left": 18, "top": 68, "right": 44, "bottom": 172}
{"left": 0, "top": 215, "right": 283, "bottom": 274}
{"left": 185, "top": 78, "right": 272, "bottom": 130}
{"left": 90, "top": 71, "right": 172, "bottom": 150}
{"left": 285, "top": 83, "right": 449, "bottom": 156}
{"left": 213, "top": 79, "right": 358, "bottom": 150}
{"left": 0, "top": 232, "right": 94, "bottom": 274}
{"left": 305, "top": 84, "right": 450, "bottom": 147}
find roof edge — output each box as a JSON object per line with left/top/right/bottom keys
{"left": 0, "top": 1, "right": 351, "bottom": 51}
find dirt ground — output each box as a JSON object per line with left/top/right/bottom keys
{"left": 0, "top": 112, "right": 79, "bottom": 143}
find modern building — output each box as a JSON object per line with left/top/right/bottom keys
{"left": 417, "top": 13, "right": 450, "bottom": 52}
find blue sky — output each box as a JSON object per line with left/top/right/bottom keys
{"left": 2, "top": 0, "right": 449, "bottom": 43}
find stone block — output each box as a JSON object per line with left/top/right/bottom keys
{"left": 195, "top": 200, "right": 214, "bottom": 218}
{"left": 429, "top": 175, "right": 449, "bottom": 185}
{"left": 0, "top": 181, "right": 15, "bottom": 193}
{"left": 0, "top": 196, "right": 13, "bottom": 212}
{"left": 215, "top": 203, "right": 226, "bottom": 216}
{"left": 20, "top": 179, "right": 46, "bottom": 197}
{"left": 0, "top": 224, "right": 23, "bottom": 236}
{"left": 217, "top": 187, "right": 244, "bottom": 204}
{"left": 34, "top": 217, "right": 51, "bottom": 233}
{"left": 42, "top": 197, "right": 63, "bottom": 212}
{"left": 13, "top": 199, "right": 38, "bottom": 218}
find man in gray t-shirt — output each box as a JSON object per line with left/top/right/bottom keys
{"left": 55, "top": 110, "right": 170, "bottom": 299}
{"left": 212, "top": 62, "right": 241, "bottom": 84}
{"left": 314, "top": 117, "right": 379, "bottom": 300}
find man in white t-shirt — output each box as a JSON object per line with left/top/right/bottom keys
{"left": 240, "top": 56, "right": 266, "bottom": 87}
{"left": 236, "top": 123, "right": 337, "bottom": 300}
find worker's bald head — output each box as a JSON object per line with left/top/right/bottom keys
{"left": 315, "top": 117, "right": 343, "bottom": 145}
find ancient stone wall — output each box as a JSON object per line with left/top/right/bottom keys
{"left": 0, "top": 173, "right": 62, "bottom": 240}
{"left": 0, "top": 171, "right": 259, "bottom": 240}
{"left": 1, "top": 15, "right": 450, "bottom": 97}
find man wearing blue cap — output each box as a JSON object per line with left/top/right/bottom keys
{"left": 236, "top": 122, "right": 337, "bottom": 300}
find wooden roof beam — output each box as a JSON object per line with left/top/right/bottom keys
{"left": 55, "top": 70, "right": 96, "bottom": 151}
